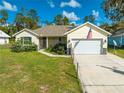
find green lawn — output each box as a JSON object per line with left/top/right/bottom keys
{"left": 0, "top": 45, "right": 82, "bottom": 93}
{"left": 108, "top": 48, "right": 124, "bottom": 58}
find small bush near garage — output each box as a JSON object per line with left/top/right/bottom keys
{"left": 11, "top": 40, "right": 37, "bottom": 52}
{"left": 46, "top": 43, "right": 67, "bottom": 55}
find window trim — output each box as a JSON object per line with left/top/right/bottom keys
{"left": 21, "top": 37, "right": 32, "bottom": 44}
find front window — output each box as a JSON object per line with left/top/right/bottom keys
{"left": 21, "top": 37, "right": 32, "bottom": 44}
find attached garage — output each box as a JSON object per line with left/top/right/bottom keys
{"left": 65, "top": 22, "right": 111, "bottom": 55}
{"left": 72, "top": 39, "right": 102, "bottom": 55}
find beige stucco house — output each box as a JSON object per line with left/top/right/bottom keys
{"left": 13, "top": 22, "right": 111, "bottom": 55}
{"left": 13, "top": 26, "right": 70, "bottom": 50}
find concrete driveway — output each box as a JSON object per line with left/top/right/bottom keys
{"left": 74, "top": 54, "right": 124, "bottom": 93}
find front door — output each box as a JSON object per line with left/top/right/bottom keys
{"left": 39, "top": 37, "right": 46, "bottom": 49}
{"left": 43, "top": 37, "right": 46, "bottom": 48}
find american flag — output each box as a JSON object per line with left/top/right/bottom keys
{"left": 87, "top": 28, "right": 92, "bottom": 39}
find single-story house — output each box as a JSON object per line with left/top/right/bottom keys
{"left": 109, "top": 28, "right": 124, "bottom": 47}
{"left": 13, "top": 22, "right": 111, "bottom": 55}
{"left": 0, "top": 30, "right": 10, "bottom": 45}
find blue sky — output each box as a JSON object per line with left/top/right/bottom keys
{"left": 0, "top": 0, "right": 110, "bottom": 25}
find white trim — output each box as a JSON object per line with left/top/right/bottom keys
{"left": 64, "top": 22, "right": 111, "bottom": 36}
{"left": 12, "top": 28, "right": 39, "bottom": 37}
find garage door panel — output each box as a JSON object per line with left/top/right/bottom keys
{"left": 73, "top": 40, "right": 102, "bottom": 55}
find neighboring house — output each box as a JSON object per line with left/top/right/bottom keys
{"left": 109, "top": 28, "right": 124, "bottom": 47}
{"left": 13, "top": 22, "right": 111, "bottom": 55}
{"left": 0, "top": 30, "right": 10, "bottom": 45}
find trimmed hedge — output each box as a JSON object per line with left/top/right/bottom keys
{"left": 46, "top": 43, "right": 67, "bottom": 55}
{"left": 11, "top": 40, "right": 37, "bottom": 52}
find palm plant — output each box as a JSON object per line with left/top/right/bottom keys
{"left": 0, "top": 9, "right": 8, "bottom": 25}
{"left": 102, "top": 0, "right": 124, "bottom": 22}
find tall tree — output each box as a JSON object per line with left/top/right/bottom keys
{"left": 70, "top": 23, "right": 75, "bottom": 26}
{"left": 15, "top": 8, "right": 41, "bottom": 30}
{"left": 28, "top": 9, "right": 39, "bottom": 23}
{"left": 54, "top": 14, "right": 63, "bottom": 25}
{"left": 84, "top": 16, "right": 89, "bottom": 22}
{"left": 0, "top": 9, "right": 8, "bottom": 24}
{"left": 21, "top": 7, "right": 27, "bottom": 16}
{"left": 63, "top": 16, "right": 69, "bottom": 25}
{"left": 100, "top": 23, "right": 113, "bottom": 32}
{"left": 27, "top": 9, "right": 40, "bottom": 29}
{"left": 54, "top": 14, "right": 70, "bottom": 25}
{"left": 15, "top": 13, "right": 25, "bottom": 31}
{"left": 102, "top": 0, "right": 124, "bottom": 22}
{"left": 89, "top": 15, "right": 95, "bottom": 23}
{"left": 15, "top": 13, "right": 24, "bottom": 25}
{"left": 45, "top": 20, "right": 53, "bottom": 25}
{"left": 100, "top": 21, "right": 124, "bottom": 33}
{"left": 84, "top": 15, "right": 95, "bottom": 23}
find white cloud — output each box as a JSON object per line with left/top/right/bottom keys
{"left": 60, "top": 0, "right": 81, "bottom": 8}
{"left": 92, "top": 10, "right": 99, "bottom": 18}
{"left": 63, "top": 10, "right": 80, "bottom": 21}
{"left": 0, "top": 0, "right": 17, "bottom": 11}
{"left": 48, "top": 0, "right": 55, "bottom": 8}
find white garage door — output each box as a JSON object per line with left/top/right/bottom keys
{"left": 73, "top": 39, "right": 102, "bottom": 55}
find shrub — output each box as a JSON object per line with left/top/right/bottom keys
{"left": 51, "top": 43, "right": 67, "bottom": 55}
{"left": 11, "top": 40, "right": 37, "bottom": 52}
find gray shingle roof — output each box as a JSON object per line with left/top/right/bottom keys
{"left": 33, "top": 25, "right": 74, "bottom": 37}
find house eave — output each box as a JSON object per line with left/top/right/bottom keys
{"left": 12, "top": 28, "right": 39, "bottom": 37}
{"left": 39, "top": 35, "right": 67, "bottom": 37}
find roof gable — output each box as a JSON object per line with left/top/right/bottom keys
{"left": 0, "top": 30, "right": 10, "bottom": 38}
{"left": 64, "top": 22, "right": 111, "bottom": 36}
{"left": 13, "top": 28, "right": 39, "bottom": 37}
